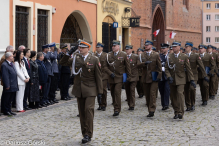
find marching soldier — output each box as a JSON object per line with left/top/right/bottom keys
{"left": 137, "top": 40, "right": 162, "bottom": 117}
{"left": 95, "top": 42, "right": 109, "bottom": 111}
{"left": 165, "top": 41, "right": 195, "bottom": 119}
{"left": 198, "top": 44, "right": 215, "bottom": 105}
{"left": 184, "top": 42, "right": 208, "bottom": 111}
{"left": 136, "top": 48, "right": 144, "bottom": 98}
{"left": 207, "top": 45, "right": 219, "bottom": 99}
{"left": 59, "top": 41, "right": 103, "bottom": 144}
{"left": 105, "top": 40, "right": 131, "bottom": 116}
{"left": 169, "top": 46, "right": 173, "bottom": 54}
{"left": 158, "top": 43, "right": 170, "bottom": 110}
{"left": 212, "top": 46, "right": 219, "bottom": 95}
{"left": 124, "top": 45, "right": 139, "bottom": 110}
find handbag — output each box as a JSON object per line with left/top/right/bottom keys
{"left": 123, "top": 73, "right": 127, "bottom": 83}
{"left": 152, "top": 72, "right": 158, "bottom": 81}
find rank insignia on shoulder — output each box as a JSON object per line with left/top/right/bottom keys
{"left": 99, "top": 62, "right": 101, "bottom": 67}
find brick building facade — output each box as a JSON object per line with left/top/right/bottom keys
{"left": 131, "top": 0, "right": 202, "bottom": 51}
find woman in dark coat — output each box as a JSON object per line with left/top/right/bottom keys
{"left": 29, "top": 51, "right": 40, "bottom": 109}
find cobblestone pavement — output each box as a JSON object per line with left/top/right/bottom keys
{"left": 0, "top": 85, "right": 219, "bottom": 146}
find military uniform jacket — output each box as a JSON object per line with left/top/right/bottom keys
{"left": 105, "top": 51, "right": 131, "bottom": 84}
{"left": 127, "top": 53, "right": 139, "bottom": 82}
{"left": 59, "top": 54, "right": 103, "bottom": 98}
{"left": 212, "top": 52, "right": 219, "bottom": 73}
{"left": 165, "top": 53, "right": 194, "bottom": 85}
{"left": 160, "top": 53, "right": 168, "bottom": 81}
{"left": 43, "top": 52, "right": 54, "bottom": 76}
{"left": 137, "top": 51, "right": 162, "bottom": 83}
{"left": 95, "top": 52, "right": 109, "bottom": 80}
{"left": 198, "top": 53, "right": 215, "bottom": 79}
{"left": 185, "top": 52, "right": 207, "bottom": 81}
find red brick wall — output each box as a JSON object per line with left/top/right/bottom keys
{"left": 131, "top": 0, "right": 202, "bottom": 51}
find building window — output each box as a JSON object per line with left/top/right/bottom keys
{"left": 206, "top": 26, "right": 211, "bottom": 32}
{"left": 206, "top": 37, "right": 211, "bottom": 43}
{"left": 216, "top": 14, "right": 219, "bottom": 20}
{"left": 207, "top": 3, "right": 211, "bottom": 9}
{"left": 215, "top": 37, "right": 219, "bottom": 43}
{"left": 215, "top": 26, "right": 219, "bottom": 32}
{"left": 206, "top": 15, "right": 211, "bottom": 20}
{"left": 215, "top": 3, "right": 219, "bottom": 9}
{"left": 15, "top": 6, "right": 29, "bottom": 50}
{"left": 37, "top": 9, "right": 48, "bottom": 52}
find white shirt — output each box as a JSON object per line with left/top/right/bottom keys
{"left": 82, "top": 53, "right": 89, "bottom": 61}
{"left": 6, "top": 60, "right": 12, "bottom": 65}
{"left": 127, "top": 53, "right": 132, "bottom": 58}
{"left": 146, "top": 50, "right": 152, "bottom": 56}
{"left": 114, "top": 50, "right": 119, "bottom": 56}
{"left": 97, "top": 52, "right": 102, "bottom": 57}
{"left": 174, "top": 52, "right": 180, "bottom": 58}
{"left": 23, "top": 56, "right": 28, "bottom": 63}
{"left": 200, "top": 52, "right": 205, "bottom": 57}
{"left": 209, "top": 52, "right": 212, "bottom": 55}
{"left": 186, "top": 52, "right": 192, "bottom": 57}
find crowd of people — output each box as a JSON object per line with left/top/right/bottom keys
{"left": 0, "top": 44, "right": 74, "bottom": 116}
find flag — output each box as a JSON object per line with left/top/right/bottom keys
{"left": 153, "top": 29, "right": 160, "bottom": 37}
{"left": 169, "top": 31, "right": 176, "bottom": 39}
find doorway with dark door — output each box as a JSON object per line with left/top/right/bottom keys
{"left": 122, "top": 28, "right": 129, "bottom": 51}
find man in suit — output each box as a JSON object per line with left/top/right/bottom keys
{"left": 105, "top": 40, "right": 131, "bottom": 116}
{"left": 158, "top": 43, "right": 170, "bottom": 110}
{"left": 1, "top": 52, "right": 18, "bottom": 116}
{"left": 136, "top": 48, "right": 144, "bottom": 98}
{"left": 36, "top": 52, "right": 48, "bottom": 107}
{"left": 95, "top": 42, "right": 109, "bottom": 111}
{"left": 42, "top": 44, "right": 54, "bottom": 105}
{"left": 48, "top": 43, "right": 59, "bottom": 104}
{"left": 184, "top": 42, "right": 208, "bottom": 111}
{"left": 198, "top": 44, "right": 215, "bottom": 105}
{"left": 59, "top": 40, "right": 103, "bottom": 144}
{"left": 23, "top": 48, "right": 32, "bottom": 110}
{"left": 165, "top": 41, "right": 195, "bottom": 119}
{"left": 125, "top": 45, "right": 139, "bottom": 110}
{"left": 0, "top": 45, "right": 14, "bottom": 73}
{"left": 137, "top": 40, "right": 162, "bottom": 117}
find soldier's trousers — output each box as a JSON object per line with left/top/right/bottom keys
{"left": 125, "top": 81, "right": 137, "bottom": 108}
{"left": 170, "top": 84, "right": 184, "bottom": 116}
{"left": 110, "top": 83, "right": 123, "bottom": 112}
{"left": 215, "top": 76, "right": 219, "bottom": 94}
{"left": 184, "top": 81, "right": 197, "bottom": 108}
{"left": 136, "top": 76, "right": 144, "bottom": 96}
{"left": 209, "top": 75, "right": 217, "bottom": 96}
{"left": 158, "top": 80, "right": 170, "bottom": 108}
{"left": 143, "top": 82, "right": 158, "bottom": 113}
{"left": 77, "top": 96, "right": 95, "bottom": 138}
{"left": 49, "top": 73, "right": 59, "bottom": 100}
{"left": 198, "top": 79, "right": 209, "bottom": 101}
{"left": 100, "top": 79, "right": 108, "bottom": 108}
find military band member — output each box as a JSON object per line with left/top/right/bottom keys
{"left": 158, "top": 43, "right": 170, "bottom": 110}
{"left": 207, "top": 45, "right": 219, "bottom": 100}
{"left": 136, "top": 48, "right": 144, "bottom": 98}
{"left": 124, "top": 45, "right": 139, "bottom": 110}
{"left": 184, "top": 42, "right": 208, "bottom": 111}
{"left": 165, "top": 41, "right": 195, "bottom": 119}
{"left": 95, "top": 42, "right": 109, "bottom": 111}
{"left": 59, "top": 41, "right": 103, "bottom": 144}
{"left": 198, "top": 44, "right": 215, "bottom": 105}
{"left": 105, "top": 40, "right": 131, "bottom": 116}
{"left": 137, "top": 40, "right": 162, "bottom": 117}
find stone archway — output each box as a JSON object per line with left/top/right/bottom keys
{"left": 152, "top": 6, "right": 165, "bottom": 52}
{"left": 60, "top": 10, "right": 93, "bottom": 49}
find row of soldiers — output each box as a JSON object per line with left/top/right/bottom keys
{"left": 58, "top": 39, "right": 218, "bottom": 144}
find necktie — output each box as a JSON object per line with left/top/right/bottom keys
{"left": 27, "top": 59, "right": 30, "bottom": 68}
{"left": 128, "top": 55, "right": 131, "bottom": 59}
{"left": 10, "top": 62, "right": 13, "bottom": 66}
{"left": 114, "top": 53, "right": 117, "bottom": 56}
{"left": 187, "top": 53, "right": 190, "bottom": 57}
{"left": 174, "top": 54, "right": 177, "bottom": 58}
{"left": 201, "top": 54, "right": 203, "bottom": 58}
{"left": 147, "top": 52, "right": 149, "bottom": 56}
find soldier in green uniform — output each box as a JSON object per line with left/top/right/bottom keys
{"left": 105, "top": 40, "right": 131, "bottom": 116}
{"left": 212, "top": 46, "right": 219, "bottom": 95}
{"left": 165, "top": 41, "right": 195, "bottom": 119}
{"left": 136, "top": 48, "right": 144, "bottom": 98}
{"left": 184, "top": 42, "right": 208, "bottom": 111}
{"left": 207, "top": 45, "right": 219, "bottom": 100}
{"left": 95, "top": 42, "right": 109, "bottom": 111}
{"left": 198, "top": 44, "right": 215, "bottom": 105}
{"left": 124, "top": 45, "right": 140, "bottom": 110}
{"left": 137, "top": 40, "right": 162, "bottom": 117}
{"left": 59, "top": 41, "right": 103, "bottom": 144}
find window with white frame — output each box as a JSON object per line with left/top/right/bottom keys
{"left": 215, "top": 37, "right": 219, "bottom": 43}
{"left": 207, "top": 3, "right": 211, "bottom": 9}
{"left": 206, "top": 26, "right": 211, "bottom": 32}
{"left": 215, "top": 3, "right": 219, "bottom": 9}
{"left": 207, "top": 14, "right": 211, "bottom": 20}
{"left": 206, "top": 37, "right": 211, "bottom": 43}
{"left": 216, "top": 14, "right": 219, "bottom": 20}
{"left": 216, "top": 26, "right": 219, "bottom": 32}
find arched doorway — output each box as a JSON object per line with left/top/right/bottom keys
{"left": 152, "top": 6, "right": 165, "bottom": 52}
{"left": 102, "top": 16, "right": 117, "bottom": 52}
{"left": 60, "top": 11, "right": 93, "bottom": 49}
